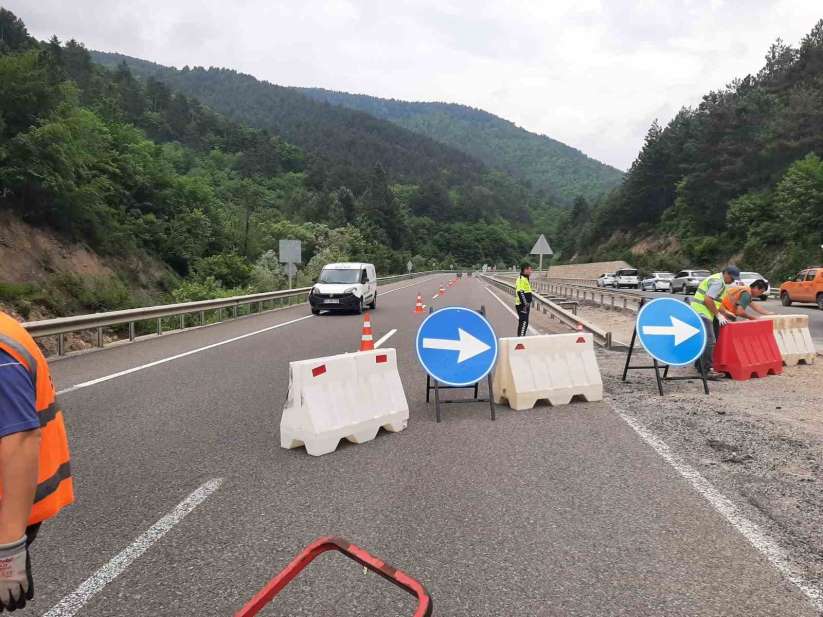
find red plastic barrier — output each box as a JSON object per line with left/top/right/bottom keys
{"left": 235, "top": 536, "right": 433, "bottom": 617}
{"left": 713, "top": 319, "right": 782, "bottom": 380}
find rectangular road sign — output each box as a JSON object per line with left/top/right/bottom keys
{"left": 279, "top": 239, "right": 302, "bottom": 264}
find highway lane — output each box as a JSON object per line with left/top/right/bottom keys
{"left": 31, "top": 274, "right": 820, "bottom": 615}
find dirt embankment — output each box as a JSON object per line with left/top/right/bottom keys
{"left": 0, "top": 212, "right": 176, "bottom": 352}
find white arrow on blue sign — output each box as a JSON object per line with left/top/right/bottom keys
{"left": 636, "top": 297, "right": 707, "bottom": 366}
{"left": 415, "top": 307, "right": 498, "bottom": 386}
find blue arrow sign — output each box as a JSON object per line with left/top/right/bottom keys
{"left": 636, "top": 297, "right": 707, "bottom": 366}
{"left": 416, "top": 307, "right": 498, "bottom": 386}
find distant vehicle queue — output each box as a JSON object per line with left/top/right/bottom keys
{"left": 596, "top": 264, "right": 823, "bottom": 310}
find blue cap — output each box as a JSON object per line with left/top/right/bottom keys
{"left": 723, "top": 265, "right": 741, "bottom": 280}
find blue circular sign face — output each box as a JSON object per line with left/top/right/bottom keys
{"left": 636, "top": 297, "right": 707, "bottom": 366}
{"left": 415, "top": 307, "right": 498, "bottom": 386}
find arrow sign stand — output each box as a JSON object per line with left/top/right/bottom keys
{"left": 424, "top": 305, "right": 496, "bottom": 423}
{"left": 621, "top": 298, "right": 710, "bottom": 396}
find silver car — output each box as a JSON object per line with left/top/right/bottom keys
{"left": 671, "top": 269, "right": 710, "bottom": 294}
{"left": 641, "top": 272, "right": 675, "bottom": 292}
{"left": 596, "top": 272, "right": 616, "bottom": 287}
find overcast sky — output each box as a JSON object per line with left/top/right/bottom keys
{"left": 9, "top": 0, "right": 822, "bottom": 170}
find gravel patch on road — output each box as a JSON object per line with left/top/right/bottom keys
{"left": 599, "top": 347, "right": 823, "bottom": 594}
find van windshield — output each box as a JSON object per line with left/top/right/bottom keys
{"left": 318, "top": 269, "right": 361, "bottom": 284}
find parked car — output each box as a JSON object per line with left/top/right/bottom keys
{"left": 309, "top": 262, "right": 377, "bottom": 314}
{"left": 614, "top": 268, "right": 640, "bottom": 289}
{"left": 671, "top": 269, "right": 710, "bottom": 294}
{"left": 780, "top": 267, "right": 823, "bottom": 309}
{"left": 641, "top": 272, "right": 675, "bottom": 292}
{"left": 737, "top": 271, "right": 770, "bottom": 300}
{"left": 596, "top": 272, "right": 616, "bottom": 287}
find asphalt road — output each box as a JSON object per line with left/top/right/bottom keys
{"left": 31, "top": 274, "right": 820, "bottom": 616}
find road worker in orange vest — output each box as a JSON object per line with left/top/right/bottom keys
{"left": 0, "top": 311, "right": 74, "bottom": 611}
{"left": 722, "top": 279, "right": 774, "bottom": 320}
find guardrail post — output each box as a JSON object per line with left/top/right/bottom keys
{"left": 180, "top": 314, "right": 185, "bottom": 330}
{"left": 605, "top": 332, "right": 612, "bottom": 349}
{"left": 96, "top": 327, "right": 104, "bottom": 348}
{"left": 157, "top": 318, "right": 162, "bottom": 336}
{"left": 57, "top": 334, "right": 64, "bottom": 356}
{"left": 233, "top": 305, "right": 238, "bottom": 319}
{"left": 623, "top": 298, "right": 627, "bottom": 309}
{"left": 200, "top": 310, "right": 205, "bottom": 326}
{"left": 610, "top": 296, "right": 615, "bottom": 311}
{"left": 129, "top": 322, "right": 135, "bottom": 342}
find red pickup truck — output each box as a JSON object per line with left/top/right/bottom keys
{"left": 780, "top": 267, "right": 823, "bottom": 309}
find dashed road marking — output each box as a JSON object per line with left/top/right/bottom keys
{"left": 374, "top": 329, "right": 397, "bottom": 348}
{"left": 42, "top": 478, "right": 224, "bottom": 617}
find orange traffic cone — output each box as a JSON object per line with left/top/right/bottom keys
{"left": 414, "top": 294, "right": 425, "bottom": 313}
{"left": 359, "top": 312, "right": 374, "bottom": 351}
{"left": 439, "top": 285, "right": 445, "bottom": 296}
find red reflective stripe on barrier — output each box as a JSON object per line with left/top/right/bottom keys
{"left": 515, "top": 343, "right": 525, "bottom": 350}
{"left": 376, "top": 354, "right": 388, "bottom": 363}
{"left": 312, "top": 365, "right": 326, "bottom": 377}
{"left": 234, "top": 536, "right": 433, "bottom": 617}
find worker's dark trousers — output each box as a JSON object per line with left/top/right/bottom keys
{"left": 516, "top": 305, "right": 530, "bottom": 336}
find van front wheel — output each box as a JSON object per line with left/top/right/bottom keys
{"left": 369, "top": 294, "right": 377, "bottom": 310}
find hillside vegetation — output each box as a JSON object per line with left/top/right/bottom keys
{"left": 0, "top": 8, "right": 557, "bottom": 317}
{"left": 559, "top": 20, "right": 823, "bottom": 282}
{"left": 297, "top": 88, "right": 624, "bottom": 205}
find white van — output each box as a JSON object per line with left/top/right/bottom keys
{"left": 614, "top": 268, "right": 640, "bottom": 289}
{"left": 309, "top": 263, "right": 377, "bottom": 314}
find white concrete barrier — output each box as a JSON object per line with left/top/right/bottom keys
{"left": 762, "top": 315, "right": 816, "bottom": 366}
{"left": 492, "top": 333, "right": 603, "bottom": 411}
{"left": 280, "top": 348, "right": 409, "bottom": 456}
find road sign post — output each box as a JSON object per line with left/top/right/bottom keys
{"left": 416, "top": 306, "right": 498, "bottom": 422}
{"left": 530, "top": 234, "right": 554, "bottom": 273}
{"left": 622, "top": 297, "right": 710, "bottom": 395}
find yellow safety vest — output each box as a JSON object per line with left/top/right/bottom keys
{"left": 692, "top": 273, "right": 727, "bottom": 320}
{"left": 515, "top": 275, "right": 532, "bottom": 306}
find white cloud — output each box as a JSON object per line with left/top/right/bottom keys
{"left": 8, "top": 0, "right": 822, "bottom": 170}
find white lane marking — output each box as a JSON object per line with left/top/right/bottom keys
{"left": 56, "top": 277, "right": 436, "bottom": 395}
{"left": 42, "top": 478, "right": 224, "bottom": 617}
{"left": 484, "top": 287, "right": 538, "bottom": 335}
{"left": 611, "top": 404, "right": 823, "bottom": 612}
{"left": 374, "top": 329, "right": 397, "bottom": 348}
{"left": 57, "top": 316, "right": 314, "bottom": 395}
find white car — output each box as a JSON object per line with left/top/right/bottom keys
{"left": 596, "top": 272, "right": 616, "bottom": 287}
{"left": 309, "top": 262, "right": 377, "bottom": 314}
{"left": 641, "top": 272, "right": 675, "bottom": 292}
{"left": 671, "top": 269, "right": 710, "bottom": 294}
{"left": 614, "top": 268, "right": 640, "bottom": 289}
{"left": 737, "top": 271, "right": 771, "bottom": 300}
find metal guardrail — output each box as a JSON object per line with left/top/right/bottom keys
{"left": 480, "top": 274, "right": 614, "bottom": 348}
{"left": 25, "top": 271, "right": 448, "bottom": 355}
{"left": 541, "top": 280, "right": 645, "bottom": 313}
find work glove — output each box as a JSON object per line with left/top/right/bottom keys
{"left": 0, "top": 535, "right": 33, "bottom": 611}
{"left": 716, "top": 314, "right": 729, "bottom": 327}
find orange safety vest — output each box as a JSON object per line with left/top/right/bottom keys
{"left": 0, "top": 312, "right": 74, "bottom": 525}
{"left": 722, "top": 285, "right": 752, "bottom": 312}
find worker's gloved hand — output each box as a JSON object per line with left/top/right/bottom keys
{"left": 0, "top": 535, "right": 33, "bottom": 611}
{"left": 716, "top": 314, "right": 729, "bottom": 327}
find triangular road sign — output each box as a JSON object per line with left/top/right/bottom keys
{"left": 530, "top": 234, "right": 553, "bottom": 255}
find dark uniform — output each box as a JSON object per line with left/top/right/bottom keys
{"left": 515, "top": 274, "right": 533, "bottom": 336}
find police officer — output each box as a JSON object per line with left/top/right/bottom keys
{"left": 515, "top": 263, "right": 534, "bottom": 336}
{"left": 0, "top": 311, "right": 74, "bottom": 611}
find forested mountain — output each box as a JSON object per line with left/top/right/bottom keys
{"left": 297, "top": 88, "right": 623, "bottom": 205}
{"left": 0, "top": 8, "right": 553, "bottom": 318}
{"left": 90, "top": 50, "right": 549, "bottom": 224}
{"left": 559, "top": 19, "right": 823, "bottom": 282}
